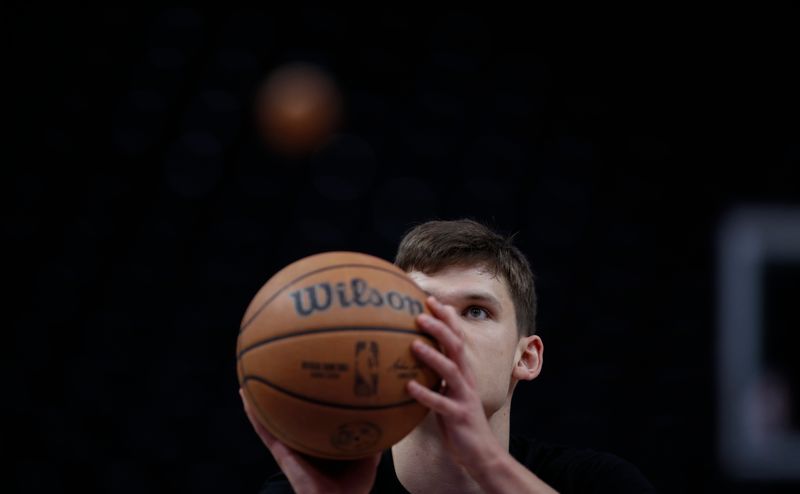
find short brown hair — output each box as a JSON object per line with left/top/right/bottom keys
{"left": 394, "top": 219, "right": 537, "bottom": 336}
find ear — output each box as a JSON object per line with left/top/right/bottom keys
{"left": 512, "top": 335, "right": 543, "bottom": 381}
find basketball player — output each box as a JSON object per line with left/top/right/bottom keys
{"left": 241, "top": 219, "right": 655, "bottom": 493}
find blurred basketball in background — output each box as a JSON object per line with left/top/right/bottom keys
{"left": 255, "top": 62, "right": 342, "bottom": 156}
{"left": 237, "top": 251, "right": 440, "bottom": 459}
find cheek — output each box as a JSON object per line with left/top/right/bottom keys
{"left": 469, "top": 343, "right": 517, "bottom": 412}
{"left": 470, "top": 328, "right": 517, "bottom": 359}
{"left": 466, "top": 332, "right": 518, "bottom": 379}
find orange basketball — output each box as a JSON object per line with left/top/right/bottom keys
{"left": 237, "top": 251, "right": 440, "bottom": 459}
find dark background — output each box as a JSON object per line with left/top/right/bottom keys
{"left": 6, "top": 6, "right": 799, "bottom": 493}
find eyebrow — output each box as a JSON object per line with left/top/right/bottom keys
{"left": 423, "top": 289, "right": 503, "bottom": 310}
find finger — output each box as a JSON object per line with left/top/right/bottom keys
{"left": 417, "top": 312, "right": 467, "bottom": 368}
{"left": 427, "top": 296, "right": 462, "bottom": 337}
{"left": 407, "top": 379, "right": 461, "bottom": 417}
{"left": 411, "top": 339, "right": 467, "bottom": 395}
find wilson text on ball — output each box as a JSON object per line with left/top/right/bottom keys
{"left": 289, "top": 277, "right": 425, "bottom": 317}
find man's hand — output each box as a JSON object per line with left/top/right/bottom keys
{"left": 407, "top": 297, "right": 558, "bottom": 494}
{"left": 406, "top": 296, "right": 506, "bottom": 476}
{"left": 239, "top": 388, "right": 381, "bottom": 494}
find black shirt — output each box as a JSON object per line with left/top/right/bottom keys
{"left": 259, "top": 435, "right": 656, "bottom": 493}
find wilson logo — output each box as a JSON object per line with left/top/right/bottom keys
{"left": 289, "top": 277, "right": 423, "bottom": 317}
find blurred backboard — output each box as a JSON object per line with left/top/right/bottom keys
{"left": 717, "top": 206, "right": 800, "bottom": 480}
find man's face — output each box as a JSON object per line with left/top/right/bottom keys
{"left": 408, "top": 264, "right": 529, "bottom": 415}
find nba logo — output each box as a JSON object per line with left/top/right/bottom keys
{"left": 354, "top": 341, "right": 379, "bottom": 396}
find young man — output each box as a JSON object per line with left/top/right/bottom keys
{"left": 241, "top": 219, "right": 655, "bottom": 493}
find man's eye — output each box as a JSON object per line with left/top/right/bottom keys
{"left": 464, "top": 306, "right": 490, "bottom": 320}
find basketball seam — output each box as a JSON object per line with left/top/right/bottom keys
{"left": 239, "top": 263, "right": 423, "bottom": 334}
{"left": 237, "top": 326, "right": 436, "bottom": 359}
{"left": 242, "top": 375, "right": 423, "bottom": 410}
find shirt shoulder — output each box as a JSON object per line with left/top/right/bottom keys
{"left": 511, "top": 435, "right": 656, "bottom": 494}
{"left": 259, "top": 439, "right": 655, "bottom": 494}
{"left": 258, "top": 451, "right": 404, "bottom": 494}
{"left": 258, "top": 471, "right": 294, "bottom": 494}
